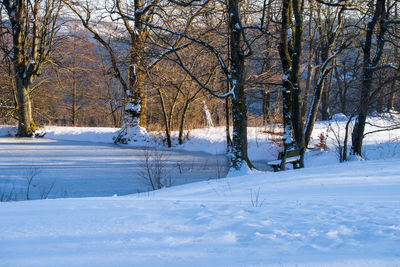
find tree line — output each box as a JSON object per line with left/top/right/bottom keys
{"left": 1, "top": 0, "right": 399, "bottom": 170}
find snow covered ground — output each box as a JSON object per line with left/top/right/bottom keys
{"left": 1, "top": 114, "right": 400, "bottom": 266}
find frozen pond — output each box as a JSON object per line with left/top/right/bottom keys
{"left": 0, "top": 138, "right": 229, "bottom": 200}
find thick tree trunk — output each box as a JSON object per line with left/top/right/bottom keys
{"left": 351, "top": 69, "right": 372, "bottom": 156}
{"left": 137, "top": 68, "right": 147, "bottom": 127}
{"left": 225, "top": 96, "right": 232, "bottom": 150}
{"left": 15, "top": 76, "right": 35, "bottom": 137}
{"left": 278, "top": 0, "right": 305, "bottom": 169}
{"left": 291, "top": 0, "right": 305, "bottom": 160}
{"left": 231, "top": 82, "right": 249, "bottom": 169}
{"left": 279, "top": 0, "right": 295, "bottom": 170}
{"left": 126, "top": 44, "right": 146, "bottom": 129}
{"left": 229, "top": 0, "right": 250, "bottom": 170}
{"left": 387, "top": 5, "right": 398, "bottom": 112}
{"left": 9, "top": 0, "right": 38, "bottom": 137}
{"left": 114, "top": 44, "right": 147, "bottom": 143}
{"left": 351, "top": 0, "right": 386, "bottom": 157}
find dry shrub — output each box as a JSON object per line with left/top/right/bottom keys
{"left": 315, "top": 133, "right": 328, "bottom": 151}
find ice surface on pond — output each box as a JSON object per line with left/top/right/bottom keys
{"left": 0, "top": 138, "right": 229, "bottom": 200}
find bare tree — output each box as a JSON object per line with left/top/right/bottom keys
{"left": 0, "top": 0, "right": 62, "bottom": 136}
{"left": 140, "top": 0, "right": 269, "bottom": 170}
{"left": 64, "top": 0, "right": 200, "bottom": 143}
{"left": 304, "top": 2, "right": 350, "bottom": 147}
{"left": 278, "top": 0, "right": 305, "bottom": 169}
{"left": 351, "top": 0, "right": 400, "bottom": 157}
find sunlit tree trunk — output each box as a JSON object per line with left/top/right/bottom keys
{"left": 2, "top": 0, "right": 61, "bottom": 136}
{"left": 278, "top": 0, "right": 305, "bottom": 169}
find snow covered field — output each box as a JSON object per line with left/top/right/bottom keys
{"left": 1, "top": 115, "right": 400, "bottom": 266}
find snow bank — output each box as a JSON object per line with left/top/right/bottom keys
{"left": 0, "top": 125, "right": 17, "bottom": 136}
{"left": 1, "top": 158, "right": 400, "bottom": 266}
{"left": 44, "top": 126, "right": 120, "bottom": 143}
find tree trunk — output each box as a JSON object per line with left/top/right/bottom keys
{"left": 351, "top": 69, "right": 372, "bottom": 156}
{"left": 231, "top": 83, "right": 249, "bottom": 169}
{"left": 291, "top": 0, "right": 305, "bottom": 159}
{"left": 15, "top": 75, "right": 35, "bottom": 137}
{"left": 114, "top": 44, "right": 147, "bottom": 143}
{"left": 137, "top": 67, "right": 147, "bottom": 127}
{"left": 387, "top": 4, "right": 398, "bottom": 112}
{"left": 72, "top": 69, "right": 77, "bottom": 126}
{"left": 156, "top": 87, "right": 172, "bottom": 147}
{"left": 351, "top": 0, "right": 386, "bottom": 157}
{"left": 178, "top": 101, "right": 191, "bottom": 145}
{"left": 229, "top": 0, "right": 251, "bottom": 170}
{"left": 225, "top": 96, "right": 232, "bottom": 149}
{"left": 302, "top": 62, "right": 314, "bottom": 118}
{"left": 302, "top": 3, "right": 316, "bottom": 118}
{"left": 304, "top": 77, "right": 326, "bottom": 148}
{"left": 279, "top": 0, "right": 305, "bottom": 169}
{"left": 126, "top": 44, "right": 146, "bottom": 129}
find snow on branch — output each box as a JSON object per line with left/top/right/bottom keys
{"left": 167, "top": 0, "right": 203, "bottom": 7}
{"left": 135, "top": 0, "right": 155, "bottom": 15}
{"left": 315, "top": 0, "right": 353, "bottom": 7}
{"left": 0, "top": 105, "right": 15, "bottom": 109}
{"left": 148, "top": 42, "right": 191, "bottom": 69}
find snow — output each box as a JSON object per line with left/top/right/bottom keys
{"left": 1, "top": 113, "right": 400, "bottom": 266}
{"left": 0, "top": 137, "right": 228, "bottom": 200}
{"left": 43, "top": 126, "right": 119, "bottom": 143}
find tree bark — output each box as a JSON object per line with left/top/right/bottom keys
{"left": 278, "top": 0, "right": 305, "bottom": 169}
{"left": 15, "top": 76, "right": 36, "bottom": 136}
{"left": 3, "top": 0, "right": 61, "bottom": 136}
{"left": 351, "top": 0, "right": 386, "bottom": 156}
{"left": 229, "top": 0, "right": 251, "bottom": 169}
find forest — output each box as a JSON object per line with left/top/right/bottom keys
{"left": 1, "top": 0, "right": 400, "bottom": 170}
